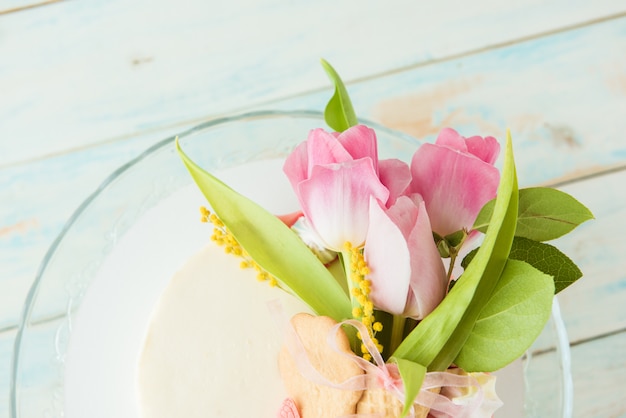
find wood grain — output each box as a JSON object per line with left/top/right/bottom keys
{"left": 0, "top": 0, "right": 61, "bottom": 15}
{"left": 528, "top": 330, "right": 626, "bottom": 417}
{"left": 0, "top": 329, "right": 15, "bottom": 416}
{"left": 1, "top": 0, "right": 624, "bottom": 166}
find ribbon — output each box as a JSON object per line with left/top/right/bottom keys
{"left": 270, "top": 301, "right": 487, "bottom": 417}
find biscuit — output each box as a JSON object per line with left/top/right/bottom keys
{"left": 278, "top": 314, "right": 364, "bottom": 418}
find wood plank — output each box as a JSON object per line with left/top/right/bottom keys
{"left": 571, "top": 331, "right": 626, "bottom": 417}
{"left": 0, "top": 329, "right": 15, "bottom": 418}
{"left": 528, "top": 331, "right": 626, "bottom": 417}
{"left": 1, "top": 0, "right": 625, "bottom": 166}
{"left": 0, "top": 0, "right": 62, "bottom": 15}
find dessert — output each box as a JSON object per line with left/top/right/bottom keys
{"left": 138, "top": 60, "right": 592, "bottom": 417}
{"left": 138, "top": 243, "right": 312, "bottom": 417}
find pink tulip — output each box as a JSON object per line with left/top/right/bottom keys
{"left": 284, "top": 125, "right": 379, "bottom": 190}
{"left": 378, "top": 158, "right": 411, "bottom": 207}
{"left": 364, "top": 196, "right": 447, "bottom": 319}
{"left": 284, "top": 125, "right": 389, "bottom": 251}
{"left": 410, "top": 128, "right": 500, "bottom": 238}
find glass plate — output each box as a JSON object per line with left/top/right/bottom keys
{"left": 10, "top": 110, "right": 573, "bottom": 417}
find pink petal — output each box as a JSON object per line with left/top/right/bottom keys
{"left": 297, "top": 159, "right": 389, "bottom": 251}
{"left": 465, "top": 135, "right": 500, "bottom": 164}
{"left": 283, "top": 141, "right": 309, "bottom": 191}
{"left": 365, "top": 198, "right": 413, "bottom": 315}
{"left": 336, "top": 125, "right": 379, "bottom": 173}
{"left": 410, "top": 143, "right": 499, "bottom": 237}
{"left": 382, "top": 195, "right": 419, "bottom": 241}
{"left": 435, "top": 128, "right": 468, "bottom": 153}
{"left": 277, "top": 211, "right": 303, "bottom": 228}
{"left": 277, "top": 398, "right": 301, "bottom": 418}
{"left": 404, "top": 202, "right": 448, "bottom": 319}
{"left": 378, "top": 159, "right": 411, "bottom": 207}
{"left": 306, "top": 128, "right": 353, "bottom": 173}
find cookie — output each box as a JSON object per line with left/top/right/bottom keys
{"left": 356, "top": 387, "right": 435, "bottom": 418}
{"left": 278, "top": 314, "right": 364, "bottom": 418}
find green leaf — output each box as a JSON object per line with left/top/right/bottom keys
{"left": 461, "top": 237, "right": 583, "bottom": 294}
{"left": 390, "top": 357, "right": 426, "bottom": 418}
{"left": 460, "top": 247, "right": 478, "bottom": 270}
{"left": 474, "top": 187, "right": 594, "bottom": 241}
{"left": 176, "top": 139, "right": 352, "bottom": 321}
{"left": 320, "top": 58, "right": 358, "bottom": 132}
{"left": 509, "top": 236, "right": 582, "bottom": 293}
{"left": 393, "top": 131, "right": 518, "bottom": 371}
{"left": 455, "top": 259, "right": 554, "bottom": 371}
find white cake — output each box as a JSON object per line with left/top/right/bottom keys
{"left": 137, "top": 243, "right": 311, "bottom": 417}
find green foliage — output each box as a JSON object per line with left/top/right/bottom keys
{"left": 393, "top": 132, "right": 518, "bottom": 371}
{"left": 176, "top": 139, "right": 352, "bottom": 322}
{"left": 510, "top": 236, "right": 582, "bottom": 293}
{"left": 474, "top": 187, "right": 594, "bottom": 241}
{"left": 390, "top": 357, "right": 426, "bottom": 418}
{"left": 462, "top": 237, "right": 584, "bottom": 294}
{"left": 320, "top": 58, "right": 358, "bottom": 132}
{"left": 454, "top": 259, "right": 554, "bottom": 371}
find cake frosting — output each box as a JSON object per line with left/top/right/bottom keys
{"left": 138, "top": 243, "right": 311, "bottom": 417}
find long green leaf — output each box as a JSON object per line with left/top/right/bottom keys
{"left": 474, "top": 187, "right": 594, "bottom": 241}
{"left": 390, "top": 357, "right": 426, "bottom": 418}
{"left": 320, "top": 58, "right": 358, "bottom": 132}
{"left": 393, "top": 131, "right": 518, "bottom": 371}
{"left": 454, "top": 259, "right": 554, "bottom": 371}
{"left": 176, "top": 139, "right": 351, "bottom": 321}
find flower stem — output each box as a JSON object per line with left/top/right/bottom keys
{"left": 390, "top": 314, "right": 407, "bottom": 354}
{"left": 340, "top": 249, "right": 361, "bottom": 353}
{"left": 340, "top": 250, "right": 358, "bottom": 311}
{"left": 447, "top": 251, "right": 458, "bottom": 282}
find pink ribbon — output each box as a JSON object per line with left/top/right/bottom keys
{"left": 270, "top": 301, "right": 484, "bottom": 418}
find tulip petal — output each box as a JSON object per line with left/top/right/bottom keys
{"left": 465, "top": 135, "right": 500, "bottom": 165}
{"left": 404, "top": 202, "right": 448, "bottom": 319}
{"left": 435, "top": 128, "right": 500, "bottom": 165}
{"left": 411, "top": 143, "right": 499, "bottom": 236}
{"left": 277, "top": 211, "right": 303, "bottom": 228}
{"left": 306, "top": 128, "right": 353, "bottom": 172}
{"left": 435, "top": 127, "right": 469, "bottom": 153}
{"left": 336, "top": 125, "right": 379, "bottom": 173}
{"left": 379, "top": 159, "right": 411, "bottom": 207}
{"left": 365, "top": 198, "right": 412, "bottom": 315}
{"left": 283, "top": 141, "right": 309, "bottom": 191}
{"left": 382, "top": 195, "right": 419, "bottom": 240}
{"left": 297, "top": 158, "right": 389, "bottom": 251}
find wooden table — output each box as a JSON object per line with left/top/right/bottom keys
{"left": 1, "top": 1, "right": 625, "bottom": 416}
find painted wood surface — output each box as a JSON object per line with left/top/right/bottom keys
{"left": 2, "top": 1, "right": 626, "bottom": 417}
{"left": 1, "top": 0, "right": 625, "bottom": 166}
{"left": 0, "top": 0, "right": 61, "bottom": 15}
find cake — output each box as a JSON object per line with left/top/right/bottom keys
{"left": 138, "top": 243, "right": 312, "bottom": 417}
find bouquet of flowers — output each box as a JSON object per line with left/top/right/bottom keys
{"left": 176, "top": 60, "right": 593, "bottom": 417}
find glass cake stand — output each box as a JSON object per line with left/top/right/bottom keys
{"left": 10, "top": 111, "right": 573, "bottom": 418}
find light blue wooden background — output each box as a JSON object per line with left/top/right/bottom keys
{"left": 1, "top": 1, "right": 626, "bottom": 416}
